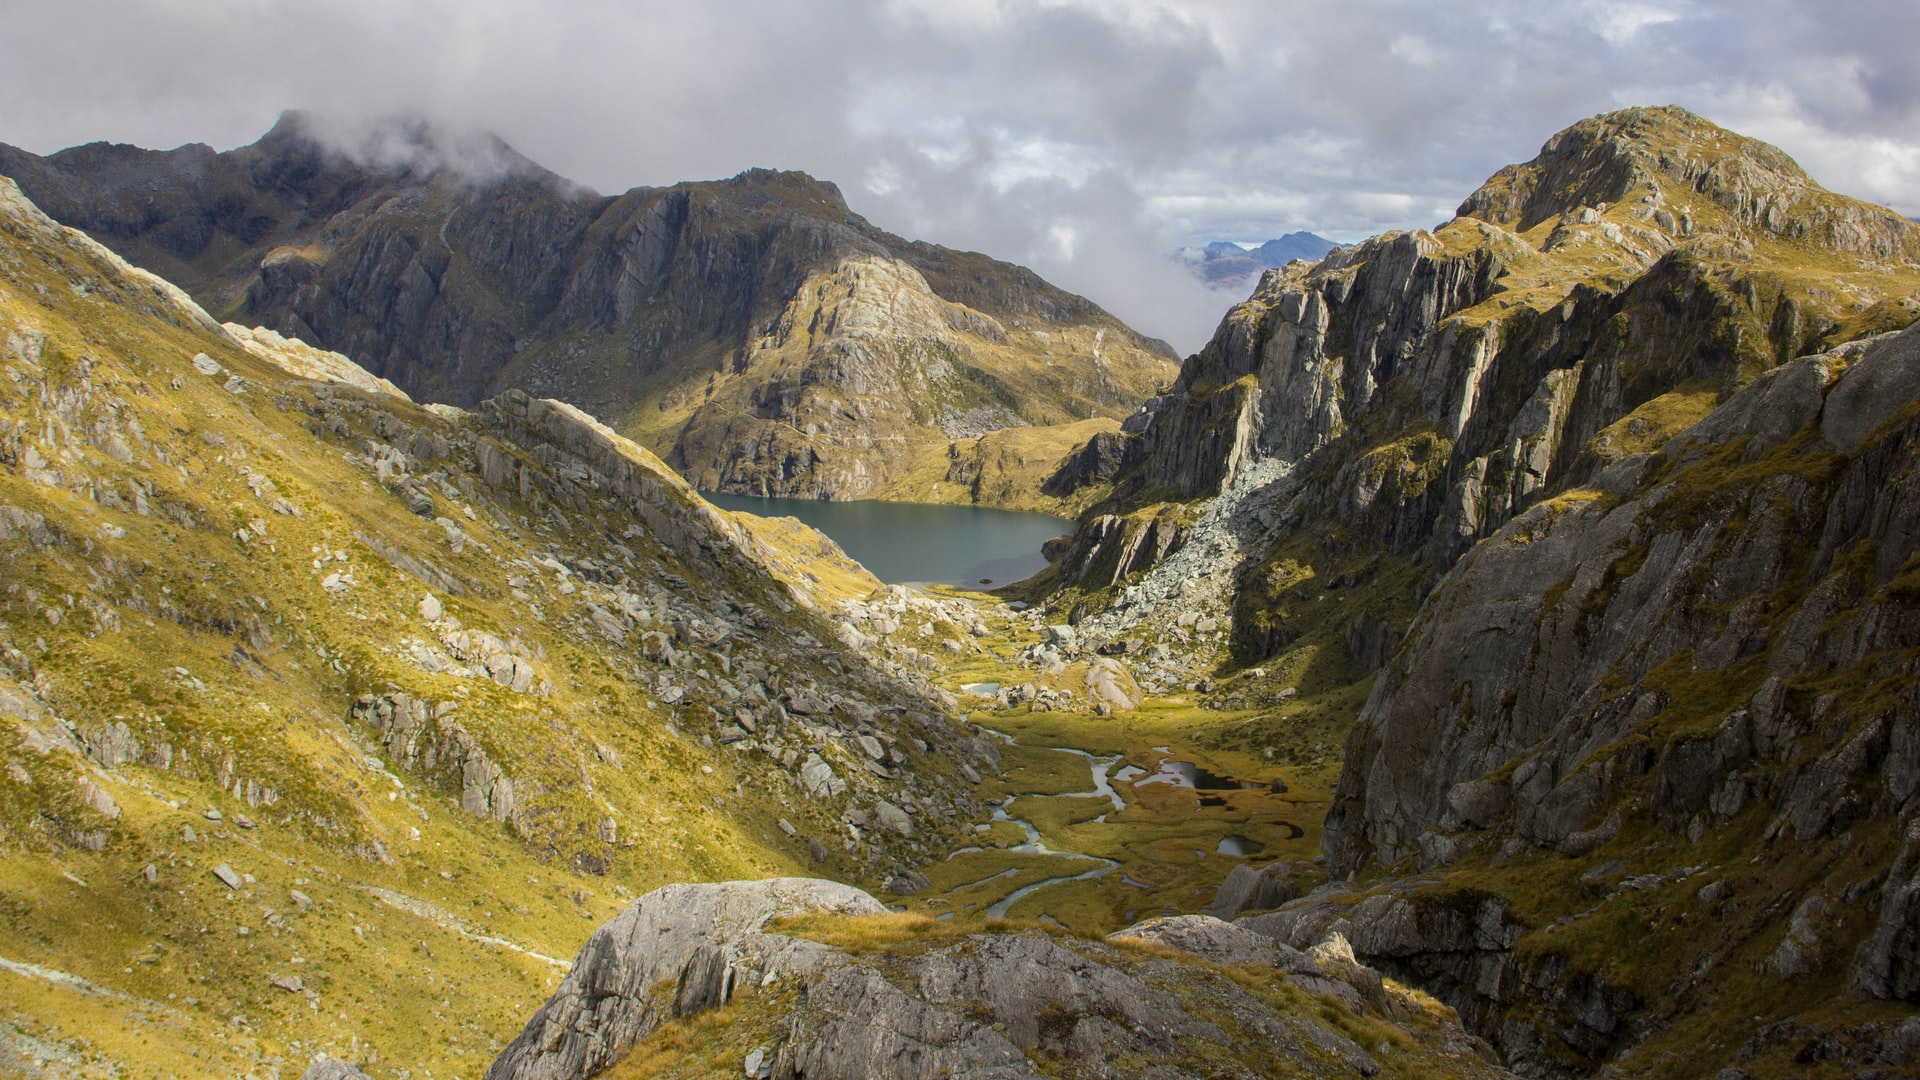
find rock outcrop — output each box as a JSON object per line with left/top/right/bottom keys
{"left": 1, "top": 113, "right": 1176, "bottom": 503}
{"left": 486, "top": 878, "right": 885, "bottom": 1080}
{"left": 488, "top": 877, "right": 1504, "bottom": 1080}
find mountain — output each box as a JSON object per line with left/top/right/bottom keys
{"left": 1176, "top": 231, "right": 1340, "bottom": 288}
{"left": 0, "top": 166, "right": 1483, "bottom": 1080}
{"left": 1020, "top": 105, "right": 1920, "bottom": 1073}
{"left": 0, "top": 112, "right": 1177, "bottom": 504}
{"left": 0, "top": 175, "right": 1002, "bottom": 1076}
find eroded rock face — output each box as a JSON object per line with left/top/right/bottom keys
{"left": 1327, "top": 323, "right": 1920, "bottom": 874}
{"left": 1310, "top": 321, "right": 1920, "bottom": 1073}
{"left": 488, "top": 879, "right": 1504, "bottom": 1080}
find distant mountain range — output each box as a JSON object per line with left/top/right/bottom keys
{"left": 1173, "top": 231, "right": 1340, "bottom": 288}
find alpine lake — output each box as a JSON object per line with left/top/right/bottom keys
{"left": 701, "top": 492, "right": 1074, "bottom": 587}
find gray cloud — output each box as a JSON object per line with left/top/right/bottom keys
{"left": 4, "top": 0, "right": 1916, "bottom": 354}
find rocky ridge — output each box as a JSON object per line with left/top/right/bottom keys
{"left": 1009, "top": 106, "right": 1920, "bottom": 1077}
{"left": 0, "top": 114, "right": 1177, "bottom": 504}
{"left": 1044, "top": 106, "right": 1920, "bottom": 655}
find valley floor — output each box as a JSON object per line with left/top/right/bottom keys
{"left": 898, "top": 588, "right": 1335, "bottom": 933}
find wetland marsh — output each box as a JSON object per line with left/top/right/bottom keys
{"left": 909, "top": 594, "right": 1331, "bottom": 932}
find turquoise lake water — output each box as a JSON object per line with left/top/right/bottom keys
{"left": 701, "top": 492, "right": 1074, "bottom": 587}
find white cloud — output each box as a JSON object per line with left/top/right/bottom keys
{"left": 3, "top": 0, "right": 1917, "bottom": 356}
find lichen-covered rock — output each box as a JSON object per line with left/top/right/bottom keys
{"left": 486, "top": 878, "right": 884, "bottom": 1080}
{"left": 489, "top": 878, "right": 1504, "bottom": 1080}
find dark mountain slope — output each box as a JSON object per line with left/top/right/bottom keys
{"left": 0, "top": 113, "right": 1176, "bottom": 501}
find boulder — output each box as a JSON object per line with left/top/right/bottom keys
{"left": 884, "top": 870, "right": 932, "bottom": 896}
{"left": 873, "top": 800, "right": 913, "bottom": 837}
{"left": 1208, "top": 862, "right": 1304, "bottom": 918}
{"left": 486, "top": 879, "right": 884, "bottom": 1080}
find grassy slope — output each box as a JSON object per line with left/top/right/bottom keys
{"left": 0, "top": 182, "right": 976, "bottom": 1078}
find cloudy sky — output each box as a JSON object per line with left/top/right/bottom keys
{"left": 6, "top": 0, "right": 1917, "bottom": 352}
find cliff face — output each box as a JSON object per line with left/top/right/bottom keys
{"left": 0, "top": 113, "right": 1176, "bottom": 501}
{"left": 1256, "top": 322, "right": 1920, "bottom": 1077}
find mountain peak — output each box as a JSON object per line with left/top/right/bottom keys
{"left": 258, "top": 108, "right": 557, "bottom": 189}
{"left": 1459, "top": 105, "right": 1800, "bottom": 231}
{"left": 1456, "top": 104, "right": 1916, "bottom": 263}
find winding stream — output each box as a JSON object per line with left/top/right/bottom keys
{"left": 967, "top": 732, "right": 1124, "bottom": 918}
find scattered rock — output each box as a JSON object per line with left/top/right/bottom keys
{"left": 212, "top": 864, "right": 243, "bottom": 890}
{"left": 873, "top": 800, "right": 913, "bottom": 837}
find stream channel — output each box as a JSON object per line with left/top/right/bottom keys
{"left": 951, "top": 732, "right": 1123, "bottom": 919}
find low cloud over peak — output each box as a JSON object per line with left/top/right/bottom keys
{"left": 6, "top": 0, "right": 1917, "bottom": 354}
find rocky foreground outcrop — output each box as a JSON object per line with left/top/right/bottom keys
{"left": 1, "top": 113, "right": 1175, "bottom": 502}
{"left": 488, "top": 877, "right": 1504, "bottom": 1080}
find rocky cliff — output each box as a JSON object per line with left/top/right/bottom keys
{"left": 1037, "top": 106, "right": 1919, "bottom": 719}
{"left": 0, "top": 175, "right": 1002, "bottom": 1077}
{"left": 1262, "top": 321, "right": 1920, "bottom": 1077}
{"left": 1006, "top": 107, "right": 1920, "bottom": 1077}
{"left": 0, "top": 113, "right": 1176, "bottom": 503}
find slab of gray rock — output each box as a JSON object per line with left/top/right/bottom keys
{"left": 486, "top": 878, "right": 1503, "bottom": 1080}
{"left": 300, "top": 1061, "right": 371, "bottom": 1080}
{"left": 1209, "top": 861, "right": 1304, "bottom": 918}
{"left": 485, "top": 878, "right": 883, "bottom": 1080}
